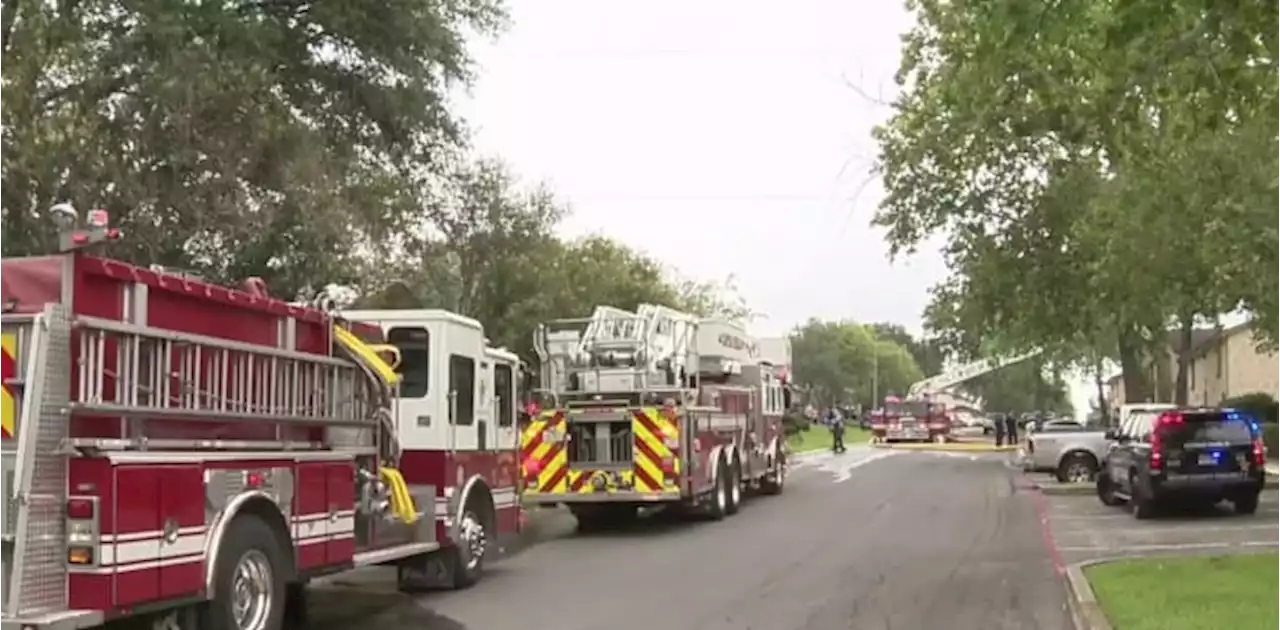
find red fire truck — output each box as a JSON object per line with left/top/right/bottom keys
{"left": 1, "top": 208, "right": 520, "bottom": 630}
{"left": 519, "top": 305, "right": 789, "bottom": 528}
{"left": 867, "top": 395, "right": 951, "bottom": 443}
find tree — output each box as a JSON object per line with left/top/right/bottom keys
{"left": 868, "top": 323, "right": 945, "bottom": 376}
{"left": 872, "top": 0, "right": 1275, "bottom": 405}
{"left": 2, "top": 0, "right": 507, "bottom": 298}
{"left": 354, "top": 158, "right": 745, "bottom": 361}
{"left": 789, "top": 319, "right": 924, "bottom": 410}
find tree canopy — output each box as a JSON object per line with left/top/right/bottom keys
{"left": 789, "top": 319, "right": 925, "bottom": 410}
{"left": 873, "top": 0, "right": 1276, "bottom": 403}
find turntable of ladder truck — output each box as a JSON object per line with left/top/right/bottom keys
{"left": 519, "top": 305, "right": 791, "bottom": 529}
{"left": 1, "top": 206, "right": 522, "bottom": 630}
{"left": 867, "top": 350, "right": 1043, "bottom": 444}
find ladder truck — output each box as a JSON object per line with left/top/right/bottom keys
{"left": 520, "top": 304, "right": 790, "bottom": 529}
{"left": 1, "top": 207, "right": 522, "bottom": 630}
{"left": 868, "top": 350, "right": 1043, "bottom": 443}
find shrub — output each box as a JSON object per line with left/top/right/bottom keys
{"left": 783, "top": 409, "right": 811, "bottom": 436}
{"left": 1222, "top": 392, "right": 1278, "bottom": 424}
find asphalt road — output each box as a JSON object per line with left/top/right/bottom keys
{"left": 306, "top": 448, "right": 1073, "bottom": 630}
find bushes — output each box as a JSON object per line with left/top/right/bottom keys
{"left": 783, "top": 409, "right": 811, "bottom": 436}
{"left": 1222, "top": 393, "right": 1278, "bottom": 424}
{"left": 1264, "top": 424, "right": 1279, "bottom": 457}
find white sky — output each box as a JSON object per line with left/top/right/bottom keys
{"left": 457, "top": 0, "right": 944, "bottom": 338}
{"left": 455, "top": 0, "right": 1093, "bottom": 415}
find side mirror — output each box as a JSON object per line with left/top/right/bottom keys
{"left": 1103, "top": 429, "right": 1118, "bottom": 441}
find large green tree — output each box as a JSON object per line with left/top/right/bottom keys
{"left": 789, "top": 319, "right": 924, "bottom": 409}
{"left": 2, "top": 0, "right": 506, "bottom": 297}
{"left": 872, "top": 0, "right": 1276, "bottom": 404}
{"left": 355, "top": 158, "right": 752, "bottom": 360}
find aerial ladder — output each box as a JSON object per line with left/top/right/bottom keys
{"left": 905, "top": 349, "right": 1044, "bottom": 398}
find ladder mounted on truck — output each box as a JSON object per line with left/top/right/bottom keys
{"left": 536, "top": 304, "right": 699, "bottom": 402}
{"left": 1, "top": 206, "right": 410, "bottom": 618}
{"left": 905, "top": 349, "right": 1044, "bottom": 398}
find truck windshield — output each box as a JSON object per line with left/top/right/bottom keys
{"left": 885, "top": 401, "right": 929, "bottom": 417}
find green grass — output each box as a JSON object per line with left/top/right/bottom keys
{"left": 786, "top": 425, "right": 873, "bottom": 453}
{"left": 1085, "top": 553, "right": 1279, "bottom": 630}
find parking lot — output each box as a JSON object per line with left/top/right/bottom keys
{"left": 1041, "top": 487, "right": 1280, "bottom": 565}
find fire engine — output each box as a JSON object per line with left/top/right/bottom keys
{"left": 0, "top": 207, "right": 520, "bottom": 630}
{"left": 867, "top": 350, "right": 1043, "bottom": 443}
{"left": 519, "top": 305, "right": 790, "bottom": 528}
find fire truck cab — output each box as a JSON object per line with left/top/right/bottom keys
{"left": 520, "top": 304, "right": 789, "bottom": 529}
{"left": 0, "top": 208, "right": 520, "bottom": 630}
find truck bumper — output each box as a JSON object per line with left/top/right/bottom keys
{"left": 2, "top": 610, "right": 104, "bottom": 630}
{"left": 523, "top": 490, "right": 683, "bottom": 505}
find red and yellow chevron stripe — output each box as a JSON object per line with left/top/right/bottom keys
{"left": 521, "top": 411, "right": 568, "bottom": 493}
{"left": 631, "top": 406, "right": 678, "bottom": 492}
{"left": 1, "top": 333, "right": 15, "bottom": 439}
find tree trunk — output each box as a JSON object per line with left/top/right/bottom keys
{"left": 1092, "top": 357, "right": 1109, "bottom": 424}
{"left": 1118, "top": 328, "right": 1152, "bottom": 403}
{"left": 1173, "top": 315, "right": 1194, "bottom": 406}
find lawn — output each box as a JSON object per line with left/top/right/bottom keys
{"left": 1085, "top": 553, "right": 1279, "bottom": 630}
{"left": 786, "top": 425, "right": 873, "bottom": 453}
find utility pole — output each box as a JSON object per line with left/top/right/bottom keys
{"left": 871, "top": 351, "right": 880, "bottom": 404}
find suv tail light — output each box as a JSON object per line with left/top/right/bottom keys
{"left": 1252, "top": 438, "right": 1266, "bottom": 467}
{"left": 1149, "top": 411, "right": 1185, "bottom": 468}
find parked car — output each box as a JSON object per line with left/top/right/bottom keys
{"left": 1096, "top": 407, "right": 1267, "bottom": 519}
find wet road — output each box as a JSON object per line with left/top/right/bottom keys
{"left": 306, "top": 448, "right": 1073, "bottom": 630}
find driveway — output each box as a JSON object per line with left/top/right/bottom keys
{"left": 298, "top": 447, "right": 1072, "bottom": 630}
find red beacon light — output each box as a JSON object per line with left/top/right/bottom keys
{"left": 1149, "top": 411, "right": 1185, "bottom": 468}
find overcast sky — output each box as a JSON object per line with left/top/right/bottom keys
{"left": 457, "top": 0, "right": 946, "bottom": 339}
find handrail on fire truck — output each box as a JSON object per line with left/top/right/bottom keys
{"left": 534, "top": 303, "right": 700, "bottom": 399}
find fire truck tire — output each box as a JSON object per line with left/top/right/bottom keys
{"left": 760, "top": 453, "right": 785, "bottom": 495}
{"left": 705, "top": 458, "right": 730, "bottom": 520}
{"left": 447, "top": 501, "right": 493, "bottom": 589}
{"left": 725, "top": 456, "right": 742, "bottom": 515}
{"left": 207, "top": 515, "right": 288, "bottom": 630}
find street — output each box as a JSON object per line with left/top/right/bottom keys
{"left": 305, "top": 448, "right": 1073, "bottom": 630}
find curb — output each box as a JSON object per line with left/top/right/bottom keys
{"left": 1029, "top": 480, "right": 1096, "bottom": 496}
{"left": 870, "top": 442, "right": 1019, "bottom": 453}
{"left": 1064, "top": 559, "right": 1113, "bottom": 630}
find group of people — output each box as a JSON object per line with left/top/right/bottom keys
{"left": 990, "top": 412, "right": 1020, "bottom": 447}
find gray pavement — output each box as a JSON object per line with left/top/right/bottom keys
{"left": 305, "top": 447, "right": 1073, "bottom": 630}
{"left": 1041, "top": 487, "right": 1280, "bottom": 565}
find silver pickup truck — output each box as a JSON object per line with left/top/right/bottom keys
{"left": 1023, "top": 424, "right": 1109, "bottom": 482}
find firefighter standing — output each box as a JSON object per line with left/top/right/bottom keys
{"left": 992, "top": 412, "right": 1007, "bottom": 446}
{"left": 827, "top": 407, "right": 847, "bottom": 453}
{"left": 1004, "top": 413, "right": 1019, "bottom": 447}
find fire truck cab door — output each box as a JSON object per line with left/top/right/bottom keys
{"left": 443, "top": 322, "right": 484, "bottom": 452}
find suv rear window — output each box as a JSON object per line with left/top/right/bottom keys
{"left": 1159, "top": 412, "right": 1255, "bottom": 446}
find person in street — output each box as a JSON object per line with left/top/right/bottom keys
{"left": 992, "top": 411, "right": 1006, "bottom": 447}
{"left": 826, "top": 407, "right": 846, "bottom": 453}
{"left": 1004, "top": 412, "right": 1019, "bottom": 446}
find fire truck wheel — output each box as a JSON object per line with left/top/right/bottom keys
{"left": 706, "top": 458, "right": 730, "bottom": 520}
{"left": 725, "top": 457, "right": 742, "bottom": 515}
{"left": 207, "top": 515, "right": 288, "bottom": 630}
{"left": 448, "top": 505, "right": 491, "bottom": 589}
{"left": 760, "top": 454, "right": 785, "bottom": 495}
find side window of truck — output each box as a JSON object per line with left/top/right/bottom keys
{"left": 388, "top": 327, "right": 429, "bottom": 398}
{"left": 449, "top": 354, "right": 476, "bottom": 426}
{"left": 494, "top": 363, "right": 514, "bottom": 427}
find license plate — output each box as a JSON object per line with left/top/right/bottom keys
{"left": 1197, "top": 453, "right": 1217, "bottom": 466}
